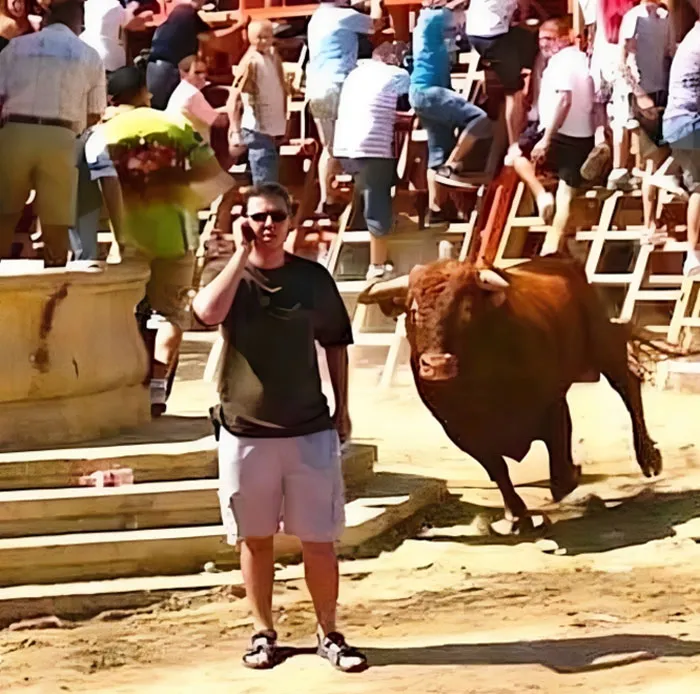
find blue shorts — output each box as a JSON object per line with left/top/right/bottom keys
{"left": 242, "top": 129, "right": 280, "bottom": 185}
{"left": 409, "top": 86, "right": 491, "bottom": 169}
{"left": 340, "top": 158, "right": 396, "bottom": 237}
{"left": 664, "top": 114, "right": 700, "bottom": 150}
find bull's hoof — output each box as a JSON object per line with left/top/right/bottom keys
{"left": 551, "top": 465, "right": 582, "bottom": 502}
{"left": 491, "top": 513, "right": 551, "bottom": 537}
{"left": 640, "top": 443, "right": 663, "bottom": 478}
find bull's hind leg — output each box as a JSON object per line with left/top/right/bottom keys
{"left": 540, "top": 397, "right": 582, "bottom": 502}
{"left": 595, "top": 323, "right": 663, "bottom": 478}
{"left": 480, "top": 454, "right": 549, "bottom": 535}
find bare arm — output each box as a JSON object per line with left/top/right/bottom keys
{"left": 192, "top": 217, "right": 253, "bottom": 325}
{"left": 325, "top": 345, "right": 351, "bottom": 443}
{"left": 542, "top": 90, "right": 572, "bottom": 143}
{"left": 124, "top": 2, "right": 153, "bottom": 31}
{"left": 620, "top": 38, "right": 646, "bottom": 98}
{"left": 98, "top": 176, "right": 125, "bottom": 246}
{"left": 370, "top": 0, "right": 385, "bottom": 32}
{"left": 192, "top": 246, "right": 250, "bottom": 326}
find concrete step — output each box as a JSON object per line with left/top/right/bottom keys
{"left": 0, "top": 472, "right": 446, "bottom": 588}
{"left": 0, "top": 445, "right": 376, "bottom": 538}
{"left": 0, "top": 420, "right": 376, "bottom": 491}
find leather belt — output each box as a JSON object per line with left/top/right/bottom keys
{"left": 5, "top": 114, "right": 76, "bottom": 131}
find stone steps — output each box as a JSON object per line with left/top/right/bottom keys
{"left": 0, "top": 472, "right": 446, "bottom": 589}
{"left": 0, "top": 480, "right": 220, "bottom": 538}
{"left": 0, "top": 435, "right": 375, "bottom": 491}
{"left": 0, "top": 448, "right": 376, "bottom": 538}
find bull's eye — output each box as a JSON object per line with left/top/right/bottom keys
{"left": 409, "top": 299, "right": 419, "bottom": 322}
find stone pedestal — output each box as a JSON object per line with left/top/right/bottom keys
{"left": 0, "top": 261, "right": 151, "bottom": 451}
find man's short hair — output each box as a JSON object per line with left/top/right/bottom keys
{"left": 373, "top": 40, "right": 409, "bottom": 65}
{"left": 244, "top": 182, "right": 293, "bottom": 215}
{"left": 540, "top": 17, "right": 573, "bottom": 37}
{"left": 45, "top": 0, "right": 84, "bottom": 27}
{"left": 108, "top": 66, "right": 148, "bottom": 105}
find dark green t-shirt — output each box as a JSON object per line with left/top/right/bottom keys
{"left": 219, "top": 254, "right": 353, "bottom": 438}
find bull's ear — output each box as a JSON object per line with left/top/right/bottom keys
{"left": 357, "top": 275, "right": 409, "bottom": 318}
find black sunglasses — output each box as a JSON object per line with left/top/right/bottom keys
{"left": 248, "top": 210, "right": 288, "bottom": 223}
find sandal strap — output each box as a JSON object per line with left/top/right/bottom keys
{"left": 243, "top": 630, "right": 278, "bottom": 669}
{"left": 320, "top": 632, "right": 367, "bottom": 671}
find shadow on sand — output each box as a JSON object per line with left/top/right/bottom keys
{"left": 415, "top": 485, "right": 700, "bottom": 556}
{"left": 361, "top": 633, "right": 700, "bottom": 674}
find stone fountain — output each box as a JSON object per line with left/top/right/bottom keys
{"left": 0, "top": 260, "right": 151, "bottom": 451}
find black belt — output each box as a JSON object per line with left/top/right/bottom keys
{"left": 5, "top": 114, "right": 76, "bottom": 131}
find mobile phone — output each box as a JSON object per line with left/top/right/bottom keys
{"left": 241, "top": 219, "right": 256, "bottom": 244}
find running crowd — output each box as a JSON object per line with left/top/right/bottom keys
{"left": 0, "top": 0, "right": 699, "bottom": 675}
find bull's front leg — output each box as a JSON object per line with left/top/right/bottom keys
{"left": 479, "top": 454, "right": 549, "bottom": 536}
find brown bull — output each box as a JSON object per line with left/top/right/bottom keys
{"left": 358, "top": 255, "right": 662, "bottom": 533}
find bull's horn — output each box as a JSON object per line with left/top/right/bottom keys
{"left": 477, "top": 268, "right": 509, "bottom": 291}
{"left": 357, "top": 274, "right": 410, "bottom": 303}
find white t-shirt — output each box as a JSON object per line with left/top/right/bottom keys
{"left": 619, "top": 3, "right": 674, "bottom": 95}
{"left": 466, "top": 0, "right": 517, "bottom": 38}
{"left": 80, "top": 0, "right": 127, "bottom": 73}
{"left": 166, "top": 80, "right": 219, "bottom": 142}
{"left": 538, "top": 46, "right": 594, "bottom": 138}
{"left": 334, "top": 61, "right": 410, "bottom": 159}
{"left": 240, "top": 52, "right": 287, "bottom": 138}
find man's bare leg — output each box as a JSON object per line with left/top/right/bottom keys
{"left": 241, "top": 536, "right": 276, "bottom": 632}
{"left": 685, "top": 191, "right": 700, "bottom": 276}
{"left": 511, "top": 152, "right": 554, "bottom": 224}
{"left": 505, "top": 91, "right": 526, "bottom": 146}
{"left": 302, "top": 541, "right": 339, "bottom": 637}
{"left": 369, "top": 235, "right": 388, "bottom": 266}
{"left": 541, "top": 181, "right": 575, "bottom": 255}
{"left": 427, "top": 169, "right": 446, "bottom": 215}
{"left": 318, "top": 146, "right": 341, "bottom": 208}
{"left": 608, "top": 125, "right": 632, "bottom": 189}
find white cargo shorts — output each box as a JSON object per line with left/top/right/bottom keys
{"left": 217, "top": 427, "right": 346, "bottom": 545}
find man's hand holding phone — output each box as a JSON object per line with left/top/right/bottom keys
{"left": 233, "top": 216, "right": 256, "bottom": 255}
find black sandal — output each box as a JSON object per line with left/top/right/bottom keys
{"left": 242, "top": 630, "right": 279, "bottom": 670}
{"left": 317, "top": 632, "right": 368, "bottom": 673}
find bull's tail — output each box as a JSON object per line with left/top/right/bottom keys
{"left": 626, "top": 325, "right": 700, "bottom": 382}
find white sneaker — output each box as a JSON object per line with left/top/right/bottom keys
{"left": 683, "top": 252, "right": 700, "bottom": 278}
{"left": 365, "top": 263, "right": 395, "bottom": 282}
{"left": 607, "top": 168, "right": 633, "bottom": 191}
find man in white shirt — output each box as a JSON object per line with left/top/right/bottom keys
{"left": 0, "top": 0, "right": 106, "bottom": 267}
{"left": 508, "top": 18, "right": 595, "bottom": 255}
{"left": 306, "top": 0, "right": 384, "bottom": 213}
{"left": 80, "top": 0, "right": 153, "bottom": 73}
{"left": 604, "top": 0, "right": 676, "bottom": 189}
{"left": 167, "top": 55, "right": 219, "bottom": 141}
{"left": 466, "top": 0, "right": 538, "bottom": 145}
{"left": 334, "top": 42, "right": 410, "bottom": 280}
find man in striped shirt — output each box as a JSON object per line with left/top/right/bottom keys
{"left": 333, "top": 42, "right": 410, "bottom": 281}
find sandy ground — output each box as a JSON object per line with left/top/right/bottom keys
{"left": 2, "top": 342, "right": 700, "bottom": 693}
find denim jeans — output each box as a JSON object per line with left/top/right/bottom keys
{"left": 242, "top": 129, "right": 280, "bottom": 184}
{"left": 409, "top": 86, "right": 491, "bottom": 169}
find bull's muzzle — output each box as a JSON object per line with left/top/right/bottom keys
{"left": 418, "top": 352, "right": 458, "bottom": 381}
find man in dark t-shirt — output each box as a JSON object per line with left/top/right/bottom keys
{"left": 192, "top": 183, "right": 367, "bottom": 674}
{"left": 147, "top": 0, "right": 210, "bottom": 109}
